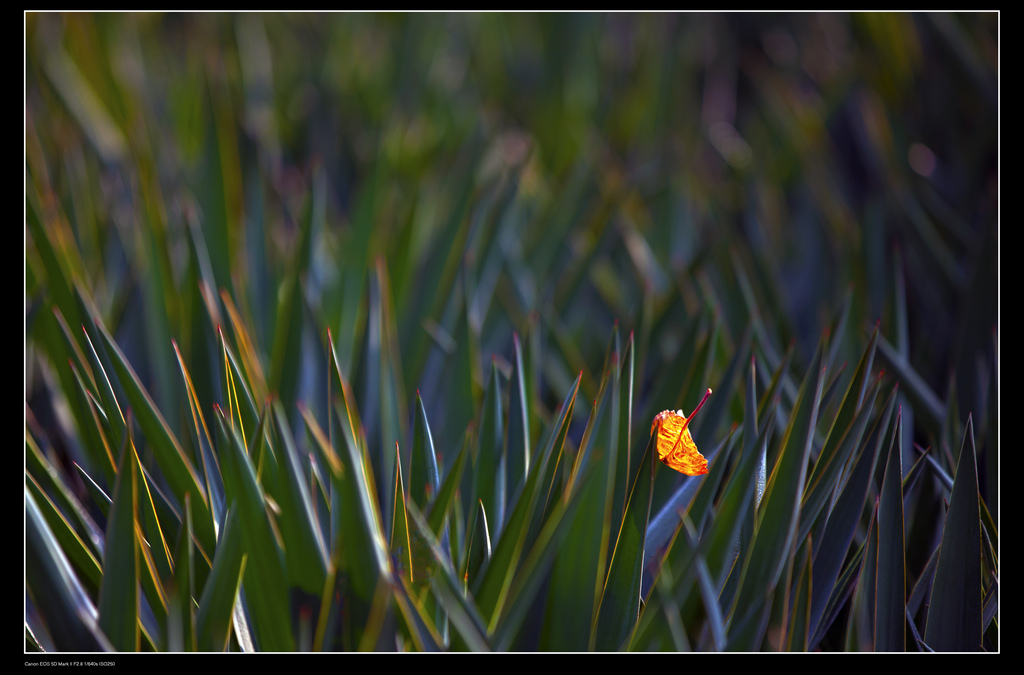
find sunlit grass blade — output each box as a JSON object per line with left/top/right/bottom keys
{"left": 466, "top": 500, "right": 492, "bottom": 590}
{"left": 74, "top": 462, "right": 112, "bottom": 519}
{"left": 391, "top": 442, "right": 414, "bottom": 585}
{"left": 26, "top": 430, "right": 104, "bottom": 563}
{"left": 173, "top": 340, "right": 225, "bottom": 537}
{"left": 391, "top": 574, "right": 444, "bottom": 651}
{"left": 94, "top": 317, "right": 216, "bottom": 557}
{"left": 26, "top": 488, "right": 113, "bottom": 652}
{"left": 68, "top": 360, "right": 117, "bottom": 487}
{"left": 410, "top": 391, "right": 441, "bottom": 510}
{"left": 26, "top": 472, "right": 103, "bottom": 597}
{"left": 610, "top": 331, "right": 634, "bottom": 544}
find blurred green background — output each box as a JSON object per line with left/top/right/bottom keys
{"left": 25, "top": 12, "right": 998, "bottom": 651}
{"left": 26, "top": 10, "right": 998, "bottom": 482}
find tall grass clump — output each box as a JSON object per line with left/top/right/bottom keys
{"left": 25, "top": 12, "right": 997, "bottom": 652}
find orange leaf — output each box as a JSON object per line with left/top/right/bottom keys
{"left": 651, "top": 388, "right": 712, "bottom": 476}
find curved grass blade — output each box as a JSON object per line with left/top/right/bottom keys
{"left": 26, "top": 472, "right": 103, "bottom": 597}
{"left": 410, "top": 391, "right": 441, "bottom": 509}
{"left": 466, "top": 500, "right": 492, "bottom": 590}
{"left": 924, "top": 416, "right": 983, "bottom": 651}
{"left": 26, "top": 430, "right": 104, "bottom": 563}
{"left": 26, "top": 488, "right": 113, "bottom": 652}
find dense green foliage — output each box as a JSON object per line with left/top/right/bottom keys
{"left": 26, "top": 13, "right": 997, "bottom": 652}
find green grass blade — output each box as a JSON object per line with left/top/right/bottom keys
{"left": 808, "top": 384, "right": 897, "bottom": 642}
{"left": 593, "top": 432, "right": 655, "bottom": 651}
{"left": 26, "top": 472, "right": 103, "bottom": 597}
{"left": 407, "top": 503, "right": 491, "bottom": 651}
{"left": 391, "top": 442, "right": 414, "bottom": 586}
{"left": 26, "top": 430, "right": 104, "bottom": 563}
{"left": 213, "top": 405, "right": 294, "bottom": 651}
{"left": 97, "top": 429, "right": 140, "bottom": 651}
{"left": 800, "top": 327, "right": 881, "bottom": 543}
{"left": 466, "top": 499, "right": 492, "bottom": 590}
{"left": 410, "top": 391, "right": 441, "bottom": 510}
{"left": 924, "top": 416, "right": 984, "bottom": 651}
{"left": 94, "top": 318, "right": 216, "bottom": 557}
{"left": 26, "top": 488, "right": 113, "bottom": 652}
{"left": 537, "top": 450, "right": 608, "bottom": 651}
{"left": 170, "top": 495, "right": 197, "bottom": 651}
{"left": 474, "top": 360, "right": 507, "bottom": 541}
{"left": 506, "top": 333, "right": 532, "bottom": 507}
{"left": 875, "top": 408, "right": 907, "bottom": 651}
{"left": 426, "top": 428, "right": 470, "bottom": 539}
{"left": 472, "top": 372, "right": 581, "bottom": 630}
{"left": 196, "top": 507, "right": 247, "bottom": 652}
{"left": 784, "top": 541, "right": 813, "bottom": 651}
{"left": 269, "top": 166, "right": 322, "bottom": 417}
{"left": 270, "top": 402, "right": 329, "bottom": 595}
{"left": 729, "top": 331, "right": 827, "bottom": 620}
